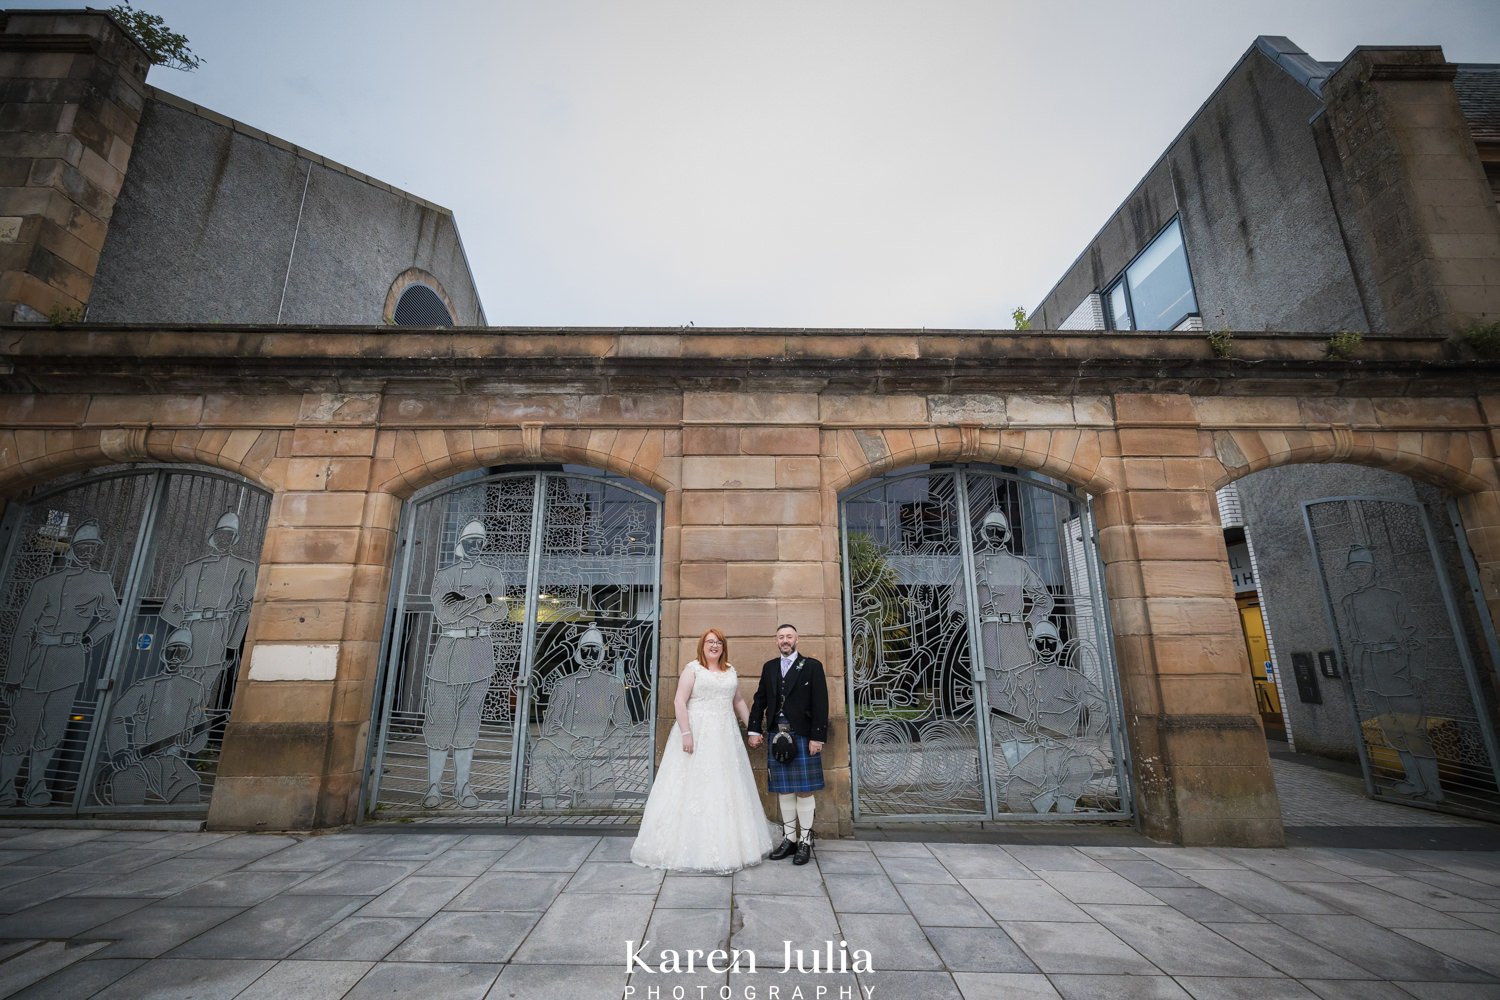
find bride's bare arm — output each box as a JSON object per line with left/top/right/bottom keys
{"left": 674, "top": 664, "right": 697, "bottom": 753}
{"left": 733, "top": 688, "right": 750, "bottom": 729}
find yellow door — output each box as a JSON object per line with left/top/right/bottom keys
{"left": 1238, "top": 598, "right": 1284, "bottom": 739}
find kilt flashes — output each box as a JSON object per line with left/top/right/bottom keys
{"left": 767, "top": 733, "right": 824, "bottom": 793}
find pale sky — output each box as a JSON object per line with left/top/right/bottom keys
{"left": 47, "top": 1, "right": 1500, "bottom": 328}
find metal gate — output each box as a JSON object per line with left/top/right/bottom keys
{"left": 0, "top": 465, "right": 269, "bottom": 816}
{"left": 840, "top": 464, "right": 1129, "bottom": 820}
{"left": 366, "top": 468, "right": 661, "bottom": 820}
{"left": 1304, "top": 496, "right": 1500, "bottom": 819}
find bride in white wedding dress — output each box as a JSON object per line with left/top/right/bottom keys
{"left": 631, "top": 628, "right": 773, "bottom": 873}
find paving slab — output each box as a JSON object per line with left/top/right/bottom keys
{"left": 235, "top": 959, "right": 373, "bottom": 999}
{"left": 0, "top": 940, "right": 109, "bottom": 997}
{"left": 837, "top": 912, "right": 945, "bottom": 970}
{"left": 490, "top": 835, "right": 599, "bottom": 871}
{"left": 824, "top": 872, "right": 909, "bottom": 913}
{"left": 961, "top": 878, "right": 1092, "bottom": 922}
{"left": 86, "top": 903, "right": 243, "bottom": 959}
{"left": 1048, "top": 974, "right": 1191, "bottom": 1000}
{"left": 657, "top": 874, "right": 732, "bottom": 908}
{"left": 491, "top": 963, "right": 627, "bottom": 1000}
{"left": 896, "top": 882, "right": 996, "bottom": 926}
{"left": 344, "top": 961, "right": 501, "bottom": 1000}
{"left": 513, "top": 892, "right": 655, "bottom": 964}
{"left": 91, "top": 957, "right": 276, "bottom": 1000}
{"left": 999, "top": 920, "right": 1159, "bottom": 975}
{"left": 388, "top": 909, "right": 541, "bottom": 963}
{"left": 292, "top": 916, "right": 423, "bottom": 961}
{"left": 951, "top": 971, "right": 1062, "bottom": 1000}
{"left": 1174, "top": 976, "right": 1319, "bottom": 999}
{"left": 446, "top": 870, "right": 571, "bottom": 911}
{"left": 1085, "top": 904, "right": 1279, "bottom": 977}
{"left": 358, "top": 874, "right": 473, "bottom": 917}
{"left": 166, "top": 894, "right": 367, "bottom": 959}
{"left": 923, "top": 926, "right": 1037, "bottom": 973}
{"left": 9, "top": 957, "right": 142, "bottom": 999}
{"left": 1268, "top": 913, "right": 1497, "bottom": 982}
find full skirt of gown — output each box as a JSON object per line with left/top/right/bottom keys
{"left": 631, "top": 662, "right": 773, "bottom": 873}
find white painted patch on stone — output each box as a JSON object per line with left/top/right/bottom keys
{"left": 248, "top": 643, "right": 339, "bottom": 681}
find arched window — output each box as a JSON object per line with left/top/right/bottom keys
{"left": 392, "top": 284, "right": 454, "bottom": 327}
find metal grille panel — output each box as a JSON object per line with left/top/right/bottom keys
{"left": 841, "top": 465, "right": 1128, "bottom": 820}
{"left": 1304, "top": 497, "right": 1500, "bottom": 820}
{"left": 0, "top": 467, "right": 268, "bottom": 815}
{"left": 369, "top": 469, "right": 661, "bottom": 820}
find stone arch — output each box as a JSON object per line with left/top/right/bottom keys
{"left": 824, "top": 425, "right": 1121, "bottom": 497}
{"left": 375, "top": 426, "right": 678, "bottom": 499}
{"left": 1210, "top": 427, "right": 1496, "bottom": 496}
{"left": 0, "top": 427, "right": 284, "bottom": 499}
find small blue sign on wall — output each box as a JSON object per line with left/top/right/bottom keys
{"left": 136, "top": 633, "right": 153, "bottom": 651}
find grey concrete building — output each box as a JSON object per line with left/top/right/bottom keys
{"left": 1032, "top": 36, "right": 1500, "bottom": 821}
{"left": 0, "top": 8, "right": 484, "bottom": 327}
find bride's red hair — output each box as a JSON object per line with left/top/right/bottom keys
{"left": 696, "top": 628, "right": 730, "bottom": 670}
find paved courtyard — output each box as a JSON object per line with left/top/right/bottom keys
{"left": 0, "top": 821, "right": 1498, "bottom": 999}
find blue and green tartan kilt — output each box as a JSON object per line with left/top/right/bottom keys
{"left": 767, "top": 734, "right": 825, "bottom": 793}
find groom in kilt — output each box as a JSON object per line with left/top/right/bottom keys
{"left": 747, "top": 623, "right": 829, "bottom": 865}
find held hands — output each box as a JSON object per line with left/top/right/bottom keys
{"left": 747, "top": 733, "right": 763, "bottom": 749}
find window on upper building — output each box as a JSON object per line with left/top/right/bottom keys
{"left": 1104, "top": 218, "right": 1198, "bottom": 331}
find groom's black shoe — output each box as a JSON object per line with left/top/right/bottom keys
{"left": 793, "top": 836, "right": 813, "bottom": 866}
{"left": 769, "top": 837, "right": 797, "bottom": 861}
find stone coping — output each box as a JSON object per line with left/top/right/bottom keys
{"left": 0, "top": 324, "right": 1481, "bottom": 397}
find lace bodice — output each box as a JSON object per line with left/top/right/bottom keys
{"left": 687, "top": 661, "right": 737, "bottom": 709}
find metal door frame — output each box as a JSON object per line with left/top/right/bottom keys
{"left": 840, "top": 463, "right": 1132, "bottom": 822}
{"left": 1304, "top": 495, "right": 1500, "bottom": 811}
{"left": 0, "top": 464, "right": 268, "bottom": 816}
{"left": 363, "top": 467, "right": 664, "bottom": 819}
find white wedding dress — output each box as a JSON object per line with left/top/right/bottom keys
{"left": 631, "top": 661, "right": 773, "bottom": 873}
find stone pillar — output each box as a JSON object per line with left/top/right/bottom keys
{"left": 674, "top": 392, "right": 850, "bottom": 836}
{"left": 208, "top": 423, "right": 389, "bottom": 830}
{"left": 0, "top": 11, "right": 149, "bottom": 321}
{"left": 1318, "top": 45, "right": 1500, "bottom": 334}
{"left": 1098, "top": 395, "right": 1284, "bottom": 846}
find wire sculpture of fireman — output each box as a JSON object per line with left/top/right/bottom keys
{"left": 160, "top": 510, "right": 256, "bottom": 703}
{"left": 536, "top": 625, "right": 632, "bottom": 809}
{"left": 1339, "top": 543, "right": 1442, "bottom": 803}
{"left": 1, "top": 519, "right": 119, "bottom": 807}
{"left": 972, "top": 508, "right": 1053, "bottom": 710}
{"left": 423, "top": 519, "right": 506, "bottom": 809}
{"left": 101, "top": 627, "right": 210, "bottom": 805}
{"left": 994, "top": 621, "right": 1107, "bottom": 813}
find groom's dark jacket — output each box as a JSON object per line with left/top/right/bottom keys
{"left": 748, "top": 654, "right": 829, "bottom": 742}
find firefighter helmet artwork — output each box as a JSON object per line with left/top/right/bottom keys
{"left": 160, "top": 510, "right": 256, "bottom": 699}
{"left": 991, "top": 620, "right": 1110, "bottom": 814}
{"left": 533, "top": 624, "right": 634, "bottom": 810}
{"left": 1, "top": 520, "right": 120, "bottom": 808}
{"left": 100, "top": 628, "right": 210, "bottom": 805}
{"left": 422, "top": 519, "right": 507, "bottom": 809}
{"left": 972, "top": 509, "right": 1054, "bottom": 710}
{"left": 1339, "top": 544, "right": 1442, "bottom": 803}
